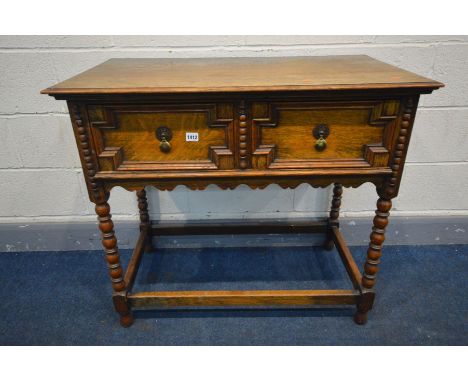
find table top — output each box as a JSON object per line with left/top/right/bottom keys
{"left": 41, "top": 55, "right": 443, "bottom": 95}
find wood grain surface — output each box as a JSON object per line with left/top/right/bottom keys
{"left": 261, "top": 107, "right": 384, "bottom": 160}
{"left": 128, "top": 289, "right": 359, "bottom": 308}
{"left": 42, "top": 56, "right": 443, "bottom": 95}
{"left": 104, "top": 111, "right": 225, "bottom": 161}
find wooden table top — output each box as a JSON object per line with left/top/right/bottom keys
{"left": 42, "top": 55, "right": 443, "bottom": 95}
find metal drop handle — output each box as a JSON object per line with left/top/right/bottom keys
{"left": 156, "top": 126, "right": 172, "bottom": 153}
{"left": 315, "top": 135, "right": 327, "bottom": 151}
{"left": 313, "top": 124, "right": 330, "bottom": 152}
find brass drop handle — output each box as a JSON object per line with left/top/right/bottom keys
{"left": 156, "top": 126, "right": 172, "bottom": 153}
{"left": 315, "top": 134, "right": 327, "bottom": 151}
{"left": 313, "top": 124, "right": 330, "bottom": 152}
{"left": 159, "top": 137, "right": 171, "bottom": 153}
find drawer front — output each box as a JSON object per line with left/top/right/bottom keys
{"left": 87, "top": 103, "right": 235, "bottom": 171}
{"left": 251, "top": 100, "right": 400, "bottom": 169}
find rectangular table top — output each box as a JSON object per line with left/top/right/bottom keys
{"left": 41, "top": 55, "right": 443, "bottom": 95}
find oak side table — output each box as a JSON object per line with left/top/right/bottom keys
{"left": 42, "top": 56, "right": 443, "bottom": 327}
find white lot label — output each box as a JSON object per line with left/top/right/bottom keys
{"left": 186, "top": 132, "right": 199, "bottom": 142}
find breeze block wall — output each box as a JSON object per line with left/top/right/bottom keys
{"left": 1, "top": 35, "right": 467, "bottom": 224}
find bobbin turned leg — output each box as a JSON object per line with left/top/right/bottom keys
{"left": 354, "top": 196, "right": 392, "bottom": 325}
{"left": 324, "top": 183, "right": 343, "bottom": 250}
{"left": 95, "top": 201, "right": 133, "bottom": 327}
{"left": 136, "top": 188, "right": 153, "bottom": 252}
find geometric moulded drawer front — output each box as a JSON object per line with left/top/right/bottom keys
{"left": 88, "top": 103, "right": 235, "bottom": 171}
{"left": 252, "top": 100, "right": 399, "bottom": 169}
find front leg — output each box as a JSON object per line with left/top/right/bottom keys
{"left": 95, "top": 201, "right": 133, "bottom": 327}
{"left": 354, "top": 196, "right": 392, "bottom": 325}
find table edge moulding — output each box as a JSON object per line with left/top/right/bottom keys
{"left": 42, "top": 55, "right": 443, "bottom": 327}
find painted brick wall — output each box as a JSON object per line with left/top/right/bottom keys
{"left": 1, "top": 35, "right": 467, "bottom": 223}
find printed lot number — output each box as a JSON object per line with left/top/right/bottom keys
{"left": 186, "top": 132, "right": 199, "bottom": 142}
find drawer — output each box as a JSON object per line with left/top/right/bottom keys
{"left": 87, "top": 103, "right": 235, "bottom": 171}
{"left": 251, "top": 100, "right": 400, "bottom": 169}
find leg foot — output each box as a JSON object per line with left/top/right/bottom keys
{"left": 354, "top": 292, "right": 374, "bottom": 325}
{"left": 353, "top": 310, "right": 368, "bottom": 325}
{"left": 323, "top": 238, "right": 334, "bottom": 251}
{"left": 119, "top": 313, "right": 134, "bottom": 328}
{"left": 113, "top": 292, "right": 133, "bottom": 328}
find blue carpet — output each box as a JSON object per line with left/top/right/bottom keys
{"left": 0, "top": 244, "right": 466, "bottom": 345}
